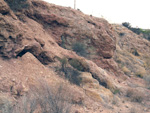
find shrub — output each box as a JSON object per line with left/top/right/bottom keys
{"left": 122, "top": 22, "right": 141, "bottom": 35}
{"left": 72, "top": 42, "right": 87, "bottom": 57}
{"left": 57, "top": 57, "right": 82, "bottom": 85}
{"left": 57, "top": 57, "right": 68, "bottom": 72}
{"left": 113, "top": 89, "right": 120, "bottom": 95}
{"left": 4, "top": 0, "right": 29, "bottom": 11}
{"left": 126, "top": 89, "right": 144, "bottom": 103}
{"left": 64, "top": 67, "right": 81, "bottom": 85}
{"left": 68, "top": 58, "right": 89, "bottom": 72}
{"left": 122, "top": 22, "right": 131, "bottom": 28}
{"left": 126, "top": 89, "right": 134, "bottom": 98}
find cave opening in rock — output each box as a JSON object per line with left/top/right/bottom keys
{"left": 16, "top": 48, "right": 31, "bottom": 57}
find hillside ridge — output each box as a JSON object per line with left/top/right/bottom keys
{"left": 0, "top": 0, "right": 150, "bottom": 112}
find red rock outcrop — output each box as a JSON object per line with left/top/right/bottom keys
{"left": 1, "top": 0, "right": 117, "bottom": 72}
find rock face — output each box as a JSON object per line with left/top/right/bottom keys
{"left": 0, "top": 0, "right": 116, "bottom": 70}
{"left": 0, "top": 0, "right": 150, "bottom": 113}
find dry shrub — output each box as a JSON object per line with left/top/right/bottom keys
{"left": 126, "top": 89, "right": 144, "bottom": 103}
{"left": 135, "top": 68, "right": 146, "bottom": 78}
{"left": 9, "top": 80, "right": 73, "bottom": 113}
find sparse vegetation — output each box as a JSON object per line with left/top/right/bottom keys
{"left": 3, "top": 80, "right": 73, "bottom": 113}
{"left": 122, "top": 22, "right": 150, "bottom": 41}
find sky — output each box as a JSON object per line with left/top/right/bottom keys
{"left": 43, "top": 0, "right": 150, "bottom": 29}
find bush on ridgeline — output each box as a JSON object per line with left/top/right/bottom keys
{"left": 122, "top": 22, "right": 150, "bottom": 39}
{"left": 122, "top": 22, "right": 131, "bottom": 29}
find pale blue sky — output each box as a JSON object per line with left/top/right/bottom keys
{"left": 43, "top": 0, "right": 150, "bottom": 29}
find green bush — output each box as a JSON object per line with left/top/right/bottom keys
{"left": 57, "top": 57, "right": 81, "bottom": 85}
{"left": 72, "top": 42, "right": 87, "bottom": 57}
{"left": 122, "top": 22, "right": 131, "bottom": 28}
{"left": 113, "top": 89, "right": 120, "bottom": 95}
{"left": 122, "top": 22, "right": 150, "bottom": 40}
{"left": 64, "top": 67, "right": 81, "bottom": 85}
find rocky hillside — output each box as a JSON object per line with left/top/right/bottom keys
{"left": 0, "top": 0, "right": 150, "bottom": 113}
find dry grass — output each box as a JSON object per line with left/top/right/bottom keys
{"left": 85, "top": 89, "right": 102, "bottom": 102}
{"left": 122, "top": 66, "right": 130, "bottom": 75}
